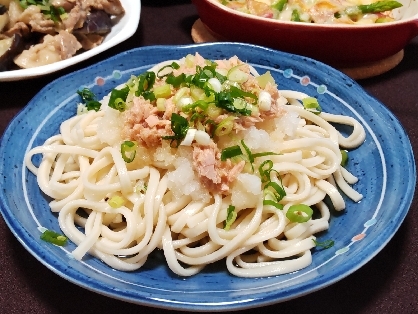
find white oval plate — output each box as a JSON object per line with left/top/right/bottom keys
{"left": 0, "top": 0, "right": 140, "bottom": 82}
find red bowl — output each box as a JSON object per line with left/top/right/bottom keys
{"left": 192, "top": 0, "right": 418, "bottom": 66}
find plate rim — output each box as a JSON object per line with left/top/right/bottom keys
{"left": 0, "top": 42, "right": 416, "bottom": 311}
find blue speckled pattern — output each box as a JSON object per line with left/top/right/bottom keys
{"left": 0, "top": 43, "right": 415, "bottom": 311}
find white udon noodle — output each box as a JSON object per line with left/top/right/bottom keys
{"left": 25, "top": 59, "right": 366, "bottom": 277}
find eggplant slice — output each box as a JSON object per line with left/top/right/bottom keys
{"left": 75, "top": 10, "right": 113, "bottom": 35}
{"left": 0, "top": 33, "right": 24, "bottom": 71}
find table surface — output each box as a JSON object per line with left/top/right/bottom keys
{"left": 1, "top": 1, "right": 417, "bottom": 313}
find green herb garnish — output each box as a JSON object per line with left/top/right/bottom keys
{"left": 40, "top": 229, "right": 67, "bottom": 246}
{"left": 224, "top": 205, "right": 237, "bottom": 230}
{"left": 135, "top": 71, "right": 156, "bottom": 101}
{"left": 157, "top": 61, "right": 180, "bottom": 78}
{"left": 108, "top": 85, "right": 130, "bottom": 112}
{"left": 302, "top": 97, "right": 322, "bottom": 114}
{"left": 108, "top": 195, "right": 126, "bottom": 208}
{"left": 340, "top": 150, "right": 348, "bottom": 167}
{"left": 286, "top": 204, "right": 313, "bottom": 223}
{"left": 313, "top": 239, "right": 335, "bottom": 249}
{"left": 221, "top": 145, "right": 243, "bottom": 161}
{"left": 77, "top": 88, "right": 101, "bottom": 112}
{"left": 121, "top": 140, "right": 137, "bottom": 163}
{"left": 241, "top": 140, "right": 278, "bottom": 172}
{"left": 19, "top": 0, "right": 66, "bottom": 22}
{"left": 162, "top": 113, "right": 190, "bottom": 147}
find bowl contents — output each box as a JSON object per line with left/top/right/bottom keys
{"left": 220, "top": 0, "right": 402, "bottom": 24}
{"left": 0, "top": 0, "right": 124, "bottom": 71}
{"left": 25, "top": 53, "right": 366, "bottom": 277}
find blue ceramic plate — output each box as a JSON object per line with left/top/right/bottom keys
{"left": 0, "top": 43, "right": 415, "bottom": 311}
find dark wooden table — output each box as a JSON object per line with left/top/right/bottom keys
{"left": 1, "top": 1, "right": 417, "bottom": 313}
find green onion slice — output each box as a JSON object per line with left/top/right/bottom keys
{"left": 313, "top": 239, "right": 335, "bottom": 249}
{"left": 241, "top": 140, "right": 279, "bottom": 172}
{"left": 157, "top": 61, "right": 180, "bottom": 78}
{"left": 162, "top": 113, "right": 190, "bottom": 147}
{"left": 215, "top": 117, "right": 234, "bottom": 137}
{"left": 108, "top": 86, "right": 130, "bottom": 112}
{"left": 340, "top": 150, "right": 348, "bottom": 167}
{"left": 259, "top": 159, "right": 274, "bottom": 182}
{"left": 221, "top": 145, "right": 243, "bottom": 161}
{"left": 302, "top": 97, "right": 322, "bottom": 114}
{"left": 77, "top": 88, "right": 101, "bottom": 112}
{"left": 224, "top": 205, "right": 237, "bottom": 230}
{"left": 286, "top": 204, "right": 313, "bottom": 223}
{"left": 263, "top": 199, "right": 284, "bottom": 210}
{"left": 40, "top": 229, "right": 67, "bottom": 246}
{"left": 108, "top": 195, "right": 126, "bottom": 208}
{"left": 264, "top": 181, "right": 286, "bottom": 203}
{"left": 121, "top": 140, "right": 137, "bottom": 163}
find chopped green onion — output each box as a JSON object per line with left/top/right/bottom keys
{"left": 154, "top": 84, "right": 172, "bottom": 99}
{"left": 286, "top": 204, "right": 313, "bottom": 223}
{"left": 185, "top": 54, "right": 195, "bottom": 67}
{"left": 173, "top": 87, "right": 190, "bottom": 106}
{"left": 162, "top": 113, "right": 190, "bottom": 147}
{"left": 166, "top": 73, "right": 187, "bottom": 88}
{"left": 190, "top": 86, "right": 206, "bottom": 101}
{"left": 134, "top": 72, "right": 156, "bottom": 100}
{"left": 77, "top": 88, "right": 101, "bottom": 112}
{"left": 121, "top": 140, "right": 137, "bottom": 163}
{"left": 215, "top": 86, "right": 254, "bottom": 116}
{"left": 40, "top": 229, "right": 67, "bottom": 246}
{"left": 241, "top": 140, "right": 279, "bottom": 172}
{"left": 206, "top": 104, "right": 223, "bottom": 119}
{"left": 134, "top": 182, "right": 147, "bottom": 194}
{"left": 19, "top": 1, "right": 66, "bottom": 22}
{"left": 77, "top": 88, "right": 96, "bottom": 102}
{"left": 313, "top": 239, "right": 335, "bottom": 249}
{"left": 340, "top": 150, "right": 348, "bottom": 167}
{"left": 264, "top": 181, "right": 286, "bottom": 203}
{"left": 108, "top": 86, "right": 130, "bottom": 112}
{"left": 86, "top": 100, "right": 101, "bottom": 111}
{"left": 156, "top": 98, "right": 167, "bottom": 111}
{"left": 157, "top": 61, "right": 180, "bottom": 78}
{"left": 182, "top": 100, "right": 210, "bottom": 114}
{"left": 255, "top": 71, "right": 275, "bottom": 88}
{"left": 108, "top": 195, "right": 126, "bottom": 208}
{"left": 252, "top": 151, "right": 279, "bottom": 159}
{"left": 263, "top": 199, "right": 284, "bottom": 210}
{"left": 224, "top": 205, "right": 237, "bottom": 230}
{"left": 221, "top": 145, "right": 243, "bottom": 161}
{"left": 302, "top": 97, "right": 322, "bottom": 114}
{"left": 259, "top": 159, "right": 274, "bottom": 182}
{"left": 227, "top": 65, "right": 248, "bottom": 83}
{"left": 215, "top": 117, "right": 234, "bottom": 137}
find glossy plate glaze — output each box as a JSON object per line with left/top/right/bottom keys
{"left": 0, "top": 0, "right": 140, "bottom": 82}
{"left": 0, "top": 43, "right": 415, "bottom": 311}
